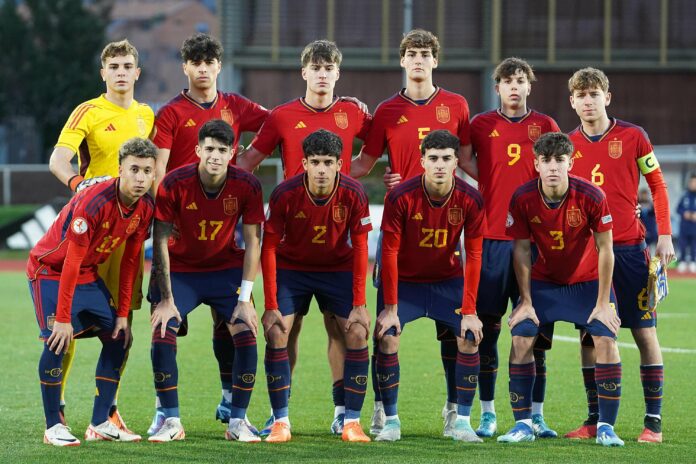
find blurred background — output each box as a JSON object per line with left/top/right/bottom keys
{"left": 0, "top": 0, "right": 695, "bottom": 266}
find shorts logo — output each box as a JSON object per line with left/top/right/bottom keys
{"left": 353, "top": 375, "right": 368, "bottom": 386}
{"left": 220, "top": 108, "right": 234, "bottom": 126}
{"left": 241, "top": 373, "right": 256, "bottom": 384}
{"left": 71, "top": 217, "right": 88, "bottom": 235}
{"left": 126, "top": 214, "right": 140, "bottom": 234}
{"left": 448, "top": 207, "right": 463, "bottom": 225}
{"left": 47, "top": 315, "right": 56, "bottom": 330}
{"left": 224, "top": 197, "right": 238, "bottom": 216}
{"left": 436, "top": 105, "right": 450, "bottom": 123}
{"left": 528, "top": 124, "right": 542, "bottom": 142}
{"left": 608, "top": 140, "right": 622, "bottom": 159}
{"left": 334, "top": 112, "right": 349, "bottom": 129}
{"left": 566, "top": 206, "right": 583, "bottom": 227}
{"left": 333, "top": 204, "right": 347, "bottom": 223}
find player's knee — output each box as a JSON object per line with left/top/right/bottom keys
{"left": 344, "top": 324, "right": 368, "bottom": 349}
{"left": 378, "top": 334, "right": 399, "bottom": 354}
{"left": 456, "top": 336, "right": 478, "bottom": 353}
{"left": 631, "top": 326, "right": 659, "bottom": 349}
{"left": 510, "top": 336, "right": 534, "bottom": 363}
{"left": 592, "top": 336, "right": 620, "bottom": 362}
{"left": 266, "top": 325, "right": 289, "bottom": 348}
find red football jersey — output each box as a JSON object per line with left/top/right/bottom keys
{"left": 381, "top": 175, "right": 485, "bottom": 282}
{"left": 569, "top": 118, "right": 667, "bottom": 244}
{"left": 264, "top": 173, "right": 373, "bottom": 272}
{"left": 155, "top": 164, "right": 265, "bottom": 272}
{"left": 506, "top": 175, "right": 613, "bottom": 285}
{"left": 362, "top": 87, "right": 471, "bottom": 181}
{"left": 250, "top": 98, "right": 371, "bottom": 179}
{"left": 153, "top": 90, "right": 269, "bottom": 171}
{"left": 471, "top": 109, "right": 560, "bottom": 240}
{"left": 27, "top": 179, "right": 154, "bottom": 283}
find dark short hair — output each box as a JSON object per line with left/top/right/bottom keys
{"left": 301, "top": 40, "right": 342, "bottom": 67}
{"left": 400, "top": 29, "right": 440, "bottom": 59}
{"left": 198, "top": 119, "right": 235, "bottom": 146}
{"left": 492, "top": 57, "right": 536, "bottom": 83}
{"left": 302, "top": 129, "right": 342, "bottom": 159}
{"left": 533, "top": 132, "right": 574, "bottom": 158}
{"left": 421, "top": 130, "right": 460, "bottom": 156}
{"left": 118, "top": 138, "right": 157, "bottom": 164}
{"left": 181, "top": 33, "right": 223, "bottom": 62}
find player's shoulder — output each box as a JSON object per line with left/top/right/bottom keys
{"left": 568, "top": 174, "right": 606, "bottom": 203}
{"left": 613, "top": 118, "right": 651, "bottom": 142}
{"left": 338, "top": 174, "right": 368, "bottom": 201}
{"left": 138, "top": 192, "right": 156, "bottom": 212}
{"left": 470, "top": 109, "right": 498, "bottom": 126}
{"left": 334, "top": 98, "right": 367, "bottom": 115}
{"left": 161, "top": 163, "right": 199, "bottom": 190}
{"left": 272, "top": 98, "right": 304, "bottom": 113}
{"left": 528, "top": 109, "right": 558, "bottom": 127}
{"left": 133, "top": 99, "right": 154, "bottom": 116}
{"left": 567, "top": 125, "right": 583, "bottom": 140}
{"left": 454, "top": 177, "right": 483, "bottom": 208}
{"left": 511, "top": 178, "right": 539, "bottom": 203}
{"left": 436, "top": 87, "right": 467, "bottom": 103}
{"left": 385, "top": 175, "right": 421, "bottom": 204}
{"left": 227, "top": 165, "right": 262, "bottom": 191}
{"left": 372, "top": 92, "right": 403, "bottom": 115}
{"left": 270, "top": 173, "right": 305, "bottom": 203}
{"left": 156, "top": 92, "right": 188, "bottom": 117}
{"left": 81, "top": 178, "right": 119, "bottom": 216}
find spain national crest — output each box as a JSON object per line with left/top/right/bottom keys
{"left": 334, "top": 112, "right": 349, "bottom": 129}
{"left": 448, "top": 207, "right": 463, "bottom": 225}
{"left": 528, "top": 125, "right": 542, "bottom": 142}
{"left": 333, "top": 204, "right": 347, "bottom": 223}
{"left": 436, "top": 105, "right": 450, "bottom": 123}
{"left": 224, "top": 197, "right": 238, "bottom": 216}
{"left": 126, "top": 214, "right": 140, "bottom": 234}
{"left": 567, "top": 206, "right": 583, "bottom": 227}
{"left": 608, "top": 140, "right": 622, "bottom": 159}
{"left": 137, "top": 115, "right": 147, "bottom": 137}
{"left": 220, "top": 108, "right": 234, "bottom": 126}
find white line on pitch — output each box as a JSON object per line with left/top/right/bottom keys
{"left": 553, "top": 335, "right": 696, "bottom": 354}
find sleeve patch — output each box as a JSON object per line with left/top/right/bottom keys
{"left": 506, "top": 212, "right": 514, "bottom": 227}
{"left": 360, "top": 216, "right": 371, "bottom": 226}
{"left": 601, "top": 214, "right": 613, "bottom": 224}
{"left": 637, "top": 152, "right": 660, "bottom": 175}
{"left": 71, "top": 217, "right": 88, "bottom": 235}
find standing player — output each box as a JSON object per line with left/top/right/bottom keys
{"left": 30, "top": 138, "right": 156, "bottom": 446}
{"left": 501, "top": 132, "right": 624, "bottom": 447}
{"left": 149, "top": 32, "right": 268, "bottom": 433}
{"left": 350, "top": 29, "right": 473, "bottom": 435}
{"left": 373, "top": 130, "right": 485, "bottom": 443}
{"left": 566, "top": 68, "right": 674, "bottom": 443}
{"left": 147, "top": 120, "right": 264, "bottom": 443}
{"left": 47, "top": 39, "right": 154, "bottom": 433}
{"left": 676, "top": 174, "right": 696, "bottom": 273}
{"left": 261, "top": 129, "right": 372, "bottom": 443}
{"left": 462, "top": 57, "right": 560, "bottom": 438}
{"left": 238, "top": 39, "right": 372, "bottom": 434}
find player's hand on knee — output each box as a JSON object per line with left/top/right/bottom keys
{"left": 346, "top": 305, "right": 371, "bottom": 340}
{"left": 262, "top": 309, "right": 288, "bottom": 338}
{"left": 508, "top": 300, "right": 538, "bottom": 329}
{"left": 383, "top": 167, "right": 402, "bottom": 189}
{"left": 375, "top": 304, "right": 400, "bottom": 339}
{"left": 588, "top": 302, "right": 621, "bottom": 335}
{"left": 461, "top": 314, "right": 483, "bottom": 345}
{"left": 231, "top": 301, "right": 258, "bottom": 337}
{"left": 47, "top": 321, "right": 73, "bottom": 355}
{"left": 112, "top": 316, "right": 132, "bottom": 349}
{"left": 150, "top": 298, "right": 181, "bottom": 338}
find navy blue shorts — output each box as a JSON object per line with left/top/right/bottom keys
{"left": 30, "top": 277, "right": 116, "bottom": 341}
{"left": 613, "top": 242, "right": 655, "bottom": 328}
{"left": 148, "top": 268, "right": 244, "bottom": 328}
{"left": 511, "top": 279, "right": 617, "bottom": 339}
{"left": 377, "top": 277, "right": 474, "bottom": 340}
{"left": 277, "top": 269, "right": 353, "bottom": 318}
{"left": 476, "top": 239, "right": 519, "bottom": 317}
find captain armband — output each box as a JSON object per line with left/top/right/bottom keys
{"left": 637, "top": 152, "right": 660, "bottom": 175}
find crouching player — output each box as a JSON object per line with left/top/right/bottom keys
{"left": 148, "top": 120, "right": 264, "bottom": 443}
{"left": 373, "top": 130, "right": 485, "bottom": 443}
{"left": 500, "top": 132, "right": 624, "bottom": 446}
{"left": 261, "top": 129, "right": 372, "bottom": 443}
{"left": 29, "top": 138, "right": 157, "bottom": 446}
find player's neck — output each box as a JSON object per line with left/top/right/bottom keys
{"left": 104, "top": 90, "right": 134, "bottom": 109}
{"left": 581, "top": 114, "right": 611, "bottom": 136}
{"left": 304, "top": 90, "right": 334, "bottom": 109}
{"left": 541, "top": 180, "right": 569, "bottom": 203}
{"left": 198, "top": 168, "right": 226, "bottom": 193}
{"left": 404, "top": 80, "right": 436, "bottom": 101}
{"left": 187, "top": 85, "right": 218, "bottom": 104}
{"left": 500, "top": 103, "right": 528, "bottom": 118}
{"left": 117, "top": 187, "right": 138, "bottom": 208}
{"left": 424, "top": 176, "right": 453, "bottom": 200}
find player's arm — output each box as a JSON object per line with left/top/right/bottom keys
{"left": 114, "top": 235, "right": 143, "bottom": 348}
{"left": 230, "top": 223, "right": 261, "bottom": 336}
{"left": 509, "top": 238, "right": 539, "bottom": 328}
{"left": 460, "top": 235, "right": 484, "bottom": 343}
{"left": 640, "top": 151, "right": 675, "bottom": 265}
{"left": 152, "top": 148, "right": 171, "bottom": 195}
{"left": 587, "top": 229, "right": 620, "bottom": 334}
{"left": 375, "top": 230, "right": 401, "bottom": 338}
{"left": 345, "top": 232, "right": 370, "bottom": 338}
{"left": 350, "top": 148, "right": 381, "bottom": 178}
{"left": 260, "top": 230, "right": 289, "bottom": 334}
{"left": 150, "top": 219, "right": 181, "bottom": 338}
{"left": 457, "top": 144, "right": 478, "bottom": 180}
{"left": 49, "top": 146, "right": 85, "bottom": 191}
{"left": 236, "top": 145, "right": 270, "bottom": 173}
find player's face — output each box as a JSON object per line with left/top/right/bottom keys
{"left": 100, "top": 55, "right": 140, "bottom": 94}
{"left": 401, "top": 48, "right": 438, "bottom": 83}
{"left": 534, "top": 153, "right": 573, "bottom": 188}
{"left": 302, "top": 154, "right": 343, "bottom": 191}
{"left": 421, "top": 147, "right": 457, "bottom": 185}
{"left": 118, "top": 155, "right": 155, "bottom": 201}
{"left": 302, "top": 60, "right": 340, "bottom": 96}
{"left": 496, "top": 70, "right": 531, "bottom": 109}
{"left": 196, "top": 137, "right": 233, "bottom": 176}
{"left": 183, "top": 58, "right": 222, "bottom": 90}
{"left": 570, "top": 86, "right": 611, "bottom": 123}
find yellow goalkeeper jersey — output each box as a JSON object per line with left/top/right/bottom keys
{"left": 55, "top": 94, "right": 154, "bottom": 179}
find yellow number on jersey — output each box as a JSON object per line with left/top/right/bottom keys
{"left": 507, "top": 143, "right": 521, "bottom": 166}
{"left": 312, "top": 225, "right": 327, "bottom": 244}
{"left": 549, "top": 230, "right": 564, "bottom": 250}
{"left": 198, "top": 220, "right": 224, "bottom": 241}
{"left": 417, "top": 127, "right": 431, "bottom": 140}
{"left": 96, "top": 235, "right": 121, "bottom": 253}
{"left": 591, "top": 163, "right": 604, "bottom": 186}
{"left": 419, "top": 228, "right": 448, "bottom": 248}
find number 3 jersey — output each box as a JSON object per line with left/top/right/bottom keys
{"left": 506, "top": 175, "right": 613, "bottom": 285}
{"left": 155, "top": 163, "right": 265, "bottom": 272}
{"left": 470, "top": 109, "right": 560, "bottom": 240}
{"left": 264, "top": 173, "right": 372, "bottom": 272}
{"left": 27, "top": 178, "right": 154, "bottom": 282}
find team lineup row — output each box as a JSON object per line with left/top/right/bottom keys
{"left": 31, "top": 29, "right": 673, "bottom": 447}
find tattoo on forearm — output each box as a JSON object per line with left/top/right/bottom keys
{"left": 153, "top": 220, "right": 174, "bottom": 300}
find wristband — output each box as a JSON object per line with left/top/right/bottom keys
{"left": 238, "top": 279, "right": 254, "bottom": 302}
{"left": 68, "top": 175, "right": 85, "bottom": 192}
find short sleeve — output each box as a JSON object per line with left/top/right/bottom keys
{"left": 355, "top": 106, "right": 373, "bottom": 141}
{"left": 250, "top": 111, "right": 281, "bottom": 156}
{"left": 154, "top": 178, "right": 177, "bottom": 224}
{"left": 505, "top": 195, "right": 531, "bottom": 239}
{"left": 242, "top": 176, "right": 265, "bottom": 225}
{"left": 348, "top": 187, "right": 373, "bottom": 235}
{"left": 588, "top": 195, "right": 613, "bottom": 234}
{"left": 153, "top": 105, "right": 178, "bottom": 150}
{"left": 55, "top": 103, "right": 93, "bottom": 153}
{"left": 362, "top": 106, "right": 388, "bottom": 158}
{"left": 236, "top": 95, "right": 269, "bottom": 133}
{"left": 456, "top": 98, "right": 471, "bottom": 146}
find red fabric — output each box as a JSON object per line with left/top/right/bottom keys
{"left": 261, "top": 231, "right": 281, "bottom": 310}
{"left": 461, "top": 236, "right": 483, "bottom": 315}
{"left": 56, "top": 241, "right": 88, "bottom": 323}
{"left": 117, "top": 237, "right": 142, "bottom": 318}
{"left": 381, "top": 231, "right": 401, "bottom": 305}
{"left": 644, "top": 168, "right": 672, "bottom": 236}
{"left": 351, "top": 233, "right": 368, "bottom": 307}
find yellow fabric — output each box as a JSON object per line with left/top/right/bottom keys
{"left": 56, "top": 94, "right": 154, "bottom": 179}
{"left": 97, "top": 243, "right": 145, "bottom": 311}
{"left": 637, "top": 151, "right": 660, "bottom": 175}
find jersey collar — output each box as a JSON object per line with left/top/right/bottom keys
{"left": 181, "top": 89, "right": 220, "bottom": 110}
{"left": 197, "top": 169, "right": 227, "bottom": 200}
{"left": 537, "top": 178, "right": 569, "bottom": 209}
{"left": 578, "top": 117, "right": 616, "bottom": 143}
{"left": 303, "top": 172, "right": 340, "bottom": 206}
{"left": 496, "top": 108, "right": 532, "bottom": 123}
{"left": 398, "top": 86, "right": 440, "bottom": 106}
{"left": 421, "top": 174, "right": 455, "bottom": 208}
{"left": 299, "top": 96, "right": 339, "bottom": 113}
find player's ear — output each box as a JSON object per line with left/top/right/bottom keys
{"left": 301, "top": 66, "right": 308, "bottom": 81}
{"left": 495, "top": 83, "right": 500, "bottom": 96}
{"left": 533, "top": 157, "right": 540, "bottom": 173}
{"left": 432, "top": 56, "right": 438, "bottom": 69}
{"left": 605, "top": 91, "right": 611, "bottom": 107}
{"left": 195, "top": 144, "right": 202, "bottom": 160}
{"left": 134, "top": 67, "right": 141, "bottom": 81}
{"left": 100, "top": 67, "right": 106, "bottom": 82}
{"left": 301, "top": 157, "right": 309, "bottom": 171}
{"left": 569, "top": 94, "right": 575, "bottom": 108}
{"left": 336, "top": 158, "right": 343, "bottom": 171}
{"left": 568, "top": 156, "right": 574, "bottom": 171}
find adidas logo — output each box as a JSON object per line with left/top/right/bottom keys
{"left": 102, "top": 221, "right": 110, "bottom": 229}
{"left": 294, "top": 211, "right": 306, "bottom": 219}
{"left": 184, "top": 119, "right": 196, "bottom": 128}
{"left": 295, "top": 121, "right": 307, "bottom": 129}
{"left": 185, "top": 202, "right": 198, "bottom": 210}
{"left": 411, "top": 212, "right": 423, "bottom": 220}
{"left": 489, "top": 129, "right": 500, "bottom": 137}
{"left": 104, "top": 124, "right": 116, "bottom": 131}
{"left": 397, "top": 115, "right": 408, "bottom": 125}
{"left": 641, "top": 312, "right": 653, "bottom": 320}
{"left": 531, "top": 216, "right": 541, "bottom": 223}
{"left": 573, "top": 151, "right": 583, "bottom": 159}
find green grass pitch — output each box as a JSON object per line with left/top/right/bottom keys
{"left": 2, "top": 272, "right": 694, "bottom": 463}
